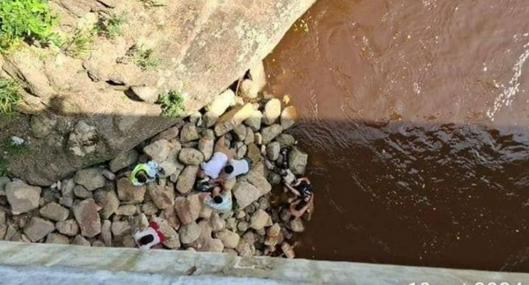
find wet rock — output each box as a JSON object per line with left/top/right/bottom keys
{"left": 290, "top": 218, "right": 305, "bottom": 233}
{"left": 74, "top": 168, "right": 105, "bottom": 191}
{"left": 72, "top": 235, "right": 90, "bottom": 246}
{"left": 59, "top": 179, "right": 75, "bottom": 208}
{"left": 207, "top": 89, "right": 236, "bottom": 117}
{"left": 267, "top": 172, "right": 282, "bottom": 185}
{"left": 6, "top": 180, "right": 41, "bottom": 214}
{"left": 289, "top": 147, "right": 308, "bottom": 175}
{"left": 174, "top": 194, "right": 201, "bottom": 225}
{"left": 23, "top": 217, "right": 54, "bottom": 242}
{"left": 96, "top": 190, "right": 119, "bottom": 219}
{"left": 276, "top": 133, "right": 296, "bottom": 147}
{"left": 215, "top": 103, "right": 255, "bottom": 136}
{"left": 56, "top": 219, "right": 79, "bottom": 236}
{"left": 178, "top": 148, "right": 204, "bottom": 165}
{"left": 265, "top": 223, "right": 283, "bottom": 248}
{"left": 250, "top": 61, "right": 266, "bottom": 91}
{"left": 261, "top": 124, "right": 283, "bottom": 144}
{"left": 73, "top": 199, "right": 101, "bottom": 238}
{"left": 281, "top": 242, "right": 295, "bottom": 259}
{"left": 109, "top": 149, "right": 138, "bottom": 172}
{"left": 216, "top": 230, "right": 240, "bottom": 249}
{"left": 210, "top": 212, "right": 225, "bottom": 232}
{"left": 263, "top": 98, "right": 281, "bottom": 125}
{"left": 244, "top": 110, "right": 263, "bottom": 131}
{"left": 130, "top": 86, "right": 158, "bottom": 103}
{"left": 68, "top": 121, "right": 98, "bottom": 157}
{"left": 117, "top": 178, "right": 145, "bottom": 203}
{"left": 198, "top": 137, "right": 214, "bottom": 160}
{"left": 74, "top": 185, "right": 92, "bottom": 198}
{"left": 116, "top": 205, "right": 137, "bottom": 216}
{"left": 266, "top": 142, "right": 281, "bottom": 161}
{"left": 30, "top": 114, "right": 57, "bottom": 138}
{"left": 111, "top": 221, "right": 131, "bottom": 237}
{"left": 101, "top": 220, "right": 112, "bottom": 246}
{"left": 250, "top": 209, "right": 271, "bottom": 231}
{"left": 147, "top": 182, "right": 175, "bottom": 210}
{"left": 281, "top": 106, "right": 298, "bottom": 130}
{"left": 180, "top": 123, "right": 200, "bottom": 142}
{"left": 179, "top": 222, "right": 201, "bottom": 244}
{"left": 39, "top": 202, "right": 69, "bottom": 222}
{"left": 239, "top": 79, "right": 259, "bottom": 99}
{"left": 46, "top": 233, "right": 70, "bottom": 244}
{"left": 176, "top": 166, "right": 198, "bottom": 194}
{"left": 143, "top": 139, "right": 172, "bottom": 162}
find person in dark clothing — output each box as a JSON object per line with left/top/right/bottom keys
{"left": 284, "top": 177, "right": 314, "bottom": 218}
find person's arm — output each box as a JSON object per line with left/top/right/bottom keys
{"left": 289, "top": 200, "right": 310, "bottom": 218}
{"left": 298, "top": 177, "right": 310, "bottom": 184}
{"left": 284, "top": 183, "right": 301, "bottom": 196}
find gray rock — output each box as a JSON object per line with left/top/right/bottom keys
{"left": 30, "top": 114, "right": 57, "bottom": 138}
{"left": 56, "top": 219, "right": 79, "bottom": 236}
{"left": 237, "top": 221, "right": 249, "bottom": 232}
{"left": 141, "top": 202, "right": 159, "bottom": 216}
{"left": 263, "top": 98, "right": 281, "bottom": 125}
{"left": 68, "top": 121, "right": 98, "bottom": 157}
{"left": 290, "top": 218, "right": 305, "bottom": 233}
{"left": 265, "top": 223, "right": 283, "bottom": 248}
{"left": 250, "top": 209, "right": 270, "bottom": 230}
{"left": 210, "top": 212, "right": 225, "bottom": 232}
{"left": 176, "top": 166, "right": 198, "bottom": 194}
{"left": 71, "top": 234, "right": 91, "bottom": 246}
{"left": 214, "top": 104, "right": 255, "bottom": 136}
{"left": 74, "top": 185, "right": 92, "bottom": 198}
{"left": 159, "top": 155, "right": 184, "bottom": 178}
{"left": 233, "top": 124, "right": 247, "bottom": 141}
{"left": 261, "top": 124, "right": 283, "bottom": 144}
{"left": 59, "top": 179, "right": 75, "bottom": 208}
{"left": 116, "top": 205, "right": 137, "bottom": 216}
{"left": 147, "top": 183, "right": 175, "bottom": 210}
{"left": 280, "top": 106, "right": 298, "bottom": 129}
{"left": 23, "top": 217, "right": 54, "bottom": 242}
{"left": 180, "top": 222, "right": 201, "bottom": 244}
{"left": 250, "top": 61, "right": 266, "bottom": 91}
{"left": 178, "top": 148, "right": 204, "bottom": 165}
{"left": 207, "top": 89, "right": 236, "bottom": 117}
{"left": 216, "top": 230, "right": 240, "bottom": 249}
{"left": 46, "top": 233, "right": 70, "bottom": 244}
{"left": 244, "top": 110, "right": 262, "bottom": 131}
{"left": 92, "top": 240, "right": 105, "bottom": 247}
{"left": 74, "top": 168, "right": 105, "bottom": 191}
{"left": 244, "top": 127, "right": 255, "bottom": 145}
{"left": 109, "top": 150, "right": 138, "bottom": 172}
{"left": 102, "top": 169, "right": 116, "bottom": 181}
{"left": 101, "top": 220, "right": 112, "bottom": 246}
{"left": 6, "top": 180, "right": 41, "bottom": 214}
{"left": 0, "top": 177, "right": 10, "bottom": 194}
{"left": 152, "top": 125, "right": 181, "bottom": 142}
{"left": 239, "top": 79, "right": 259, "bottom": 99}
{"left": 276, "top": 133, "right": 296, "bottom": 147}
{"left": 73, "top": 199, "right": 101, "bottom": 238}
{"left": 39, "top": 202, "right": 69, "bottom": 222}
{"left": 116, "top": 177, "right": 145, "bottom": 203}
{"left": 95, "top": 190, "right": 119, "bottom": 219}
{"left": 180, "top": 123, "right": 200, "bottom": 142}
{"left": 233, "top": 181, "right": 267, "bottom": 210}
{"left": 281, "top": 242, "right": 295, "bottom": 259}
{"left": 236, "top": 239, "right": 253, "bottom": 257}
{"left": 174, "top": 194, "right": 201, "bottom": 225}
{"left": 289, "top": 147, "right": 308, "bottom": 175}
{"left": 111, "top": 221, "right": 131, "bottom": 237}
{"left": 143, "top": 139, "right": 172, "bottom": 162}
{"left": 266, "top": 142, "right": 281, "bottom": 161}
{"left": 152, "top": 218, "right": 180, "bottom": 249}
{"left": 130, "top": 86, "right": 159, "bottom": 103}
{"left": 198, "top": 137, "right": 214, "bottom": 161}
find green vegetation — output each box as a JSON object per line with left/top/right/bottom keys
{"left": 96, "top": 13, "right": 126, "bottom": 39}
{"left": 0, "top": 79, "right": 21, "bottom": 116}
{"left": 0, "top": 157, "right": 7, "bottom": 176}
{"left": 62, "top": 27, "right": 96, "bottom": 58}
{"left": 158, "top": 90, "right": 185, "bottom": 118}
{"left": 134, "top": 47, "right": 160, "bottom": 70}
{"left": 0, "top": 0, "right": 58, "bottom": 52}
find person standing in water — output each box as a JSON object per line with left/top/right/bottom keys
{"left": 284, "top": 177, "right": 314, "bottom": 218}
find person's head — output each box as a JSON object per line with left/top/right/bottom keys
{"left": 213, "top": 195, "right": 223, "bottom": 204}
{"left": 138, "top": 234, "right": 154, "bottom": 245}
{"left": 223, "top": 165, "right": 234, "bottom": 174}
{"left": 136, "top": 170, "right": 148, "bottom": 183}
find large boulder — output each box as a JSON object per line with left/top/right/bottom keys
{"left": 3, "top": 0, "right": 316, "bottom": 186}
{"left": 73, "top": 199, "right": 102, "bottom": 238}
{"left": 74, "top": 168, "right": 106, "bottom": 191}
{"left": 5, "top": 180, "right": 41, "bottom": 215}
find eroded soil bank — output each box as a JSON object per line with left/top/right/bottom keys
{"left": 265, "top": 0, "right": 529, "bottom": 271}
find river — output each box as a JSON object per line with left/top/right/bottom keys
{"left": 265, "top": 0, "right": 529, "bottom": 271}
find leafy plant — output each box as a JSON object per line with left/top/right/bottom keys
{"left": 0, "top": 0, "right": 58, "bottom": 51}
{"left": 62, "top": 27, "right": 95, "bottom": 58}
{"left": 96, "top": 13, "right": 125, "bottom": 39}
{"left": 134, "top": 47, "right": 160, "bottom": 70}
{"left": 0, "top": 79, "right": 21, "bottom": 116}
{"left": 158, "top": 90, "right": 185, "bottom": 118}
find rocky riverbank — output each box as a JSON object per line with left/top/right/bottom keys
{"left": 0, "top": 71, "right": 309, "bottom": 258}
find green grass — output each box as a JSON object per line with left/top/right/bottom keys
{"left": 0, "top": 79, "right": 21, "bottom": 116}
{"left": 158, "top": 90, "right": 185, "bottom": 118}
{"left": 96, "top": 13, "right": 125, "bottom": 39}
{"left": 62, "top": 27, "right": 95, "bottom": 58}
{"left": 0, "top": 0, "right": 58, "bottom": 52}
{"left": 134, "top": 47, "right": 160, "bottom": 70}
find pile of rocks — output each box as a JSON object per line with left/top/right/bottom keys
{"left": 0, "top": 79, "right": 309, "bottom": 258}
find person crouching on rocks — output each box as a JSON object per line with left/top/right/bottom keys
{"left": 284, "top": 177, "right": 314, "bottom": 218}
{"left": 201, "top": 183, "right": 233, "bottom": 213}
{"left": 130, "top": 161, "right": 163, "bottom": 186}
{"left": 133, "top": 221, "right": 166, "bottom": 249}
{"left": 218, "top": 158, "right": 252, "bottom": 181}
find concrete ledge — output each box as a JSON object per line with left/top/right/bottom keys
{"left": 0, "top": 241, "right": 527, "bottom": 284}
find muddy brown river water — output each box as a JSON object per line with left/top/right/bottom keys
{"left": 265, "top": 0, "right": 529, "bottom": 271}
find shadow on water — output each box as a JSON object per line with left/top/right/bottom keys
{"left": 290, "top": 119, "right": 529, "bottom": 272}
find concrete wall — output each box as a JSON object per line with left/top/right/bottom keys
{"left": 0, "top": 241, "right": 527, "bottom": 284}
